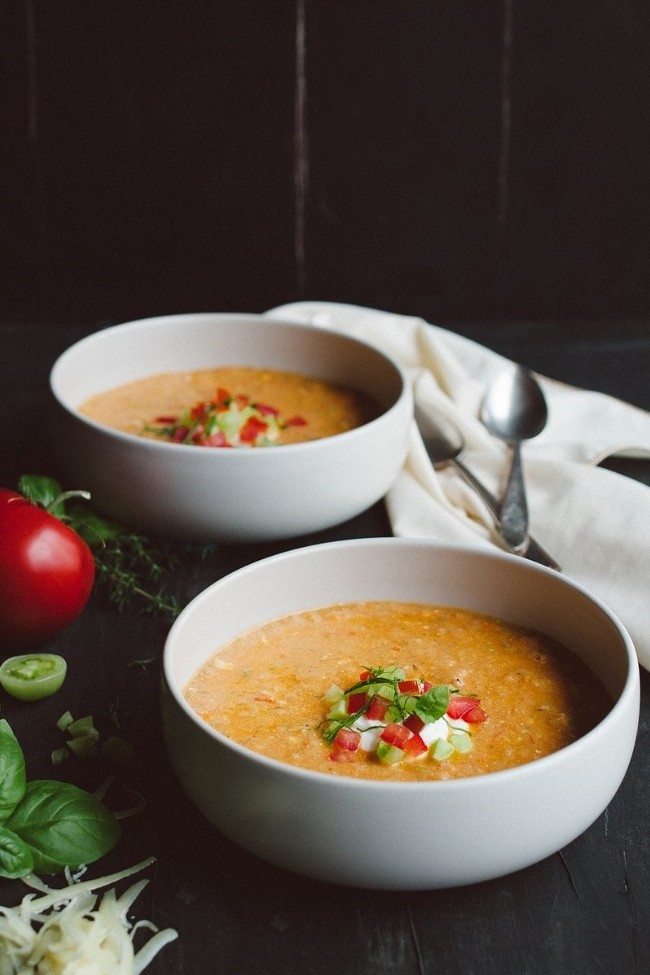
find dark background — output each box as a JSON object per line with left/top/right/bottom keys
{"left": 2, "top": 1, "right": 649, "bottom": 329}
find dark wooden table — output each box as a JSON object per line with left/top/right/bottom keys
{"left": 1, "top": 318, "right": 649, "bottom": 974}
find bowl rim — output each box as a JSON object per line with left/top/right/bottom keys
{"left": 48, "top": 312, "right": 412, "bottom": 456}
{"left": 163, "top": 537, "right": 640, "bottom": 793}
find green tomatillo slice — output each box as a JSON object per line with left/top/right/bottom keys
{"left": 0, "top": 653, "right": 67, "bottom": 701}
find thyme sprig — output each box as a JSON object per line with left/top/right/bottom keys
{"left": 89, "top": 529, "right": 182, "bottom": 618}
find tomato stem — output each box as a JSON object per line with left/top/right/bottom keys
{"left": 47, "top": 489, "right": 91, "bottom": 514}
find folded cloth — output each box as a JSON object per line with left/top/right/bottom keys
{"left": 267, "top": 301, "right": 650, "bottom": 671}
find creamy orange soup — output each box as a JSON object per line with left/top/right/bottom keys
{"left": 184, "top": 601, "right": 611, "bottom": 782}
{"left": 78, "top": 366, "right": 378, "bottom": 445}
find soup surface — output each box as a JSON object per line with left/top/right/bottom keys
{"left": 78, "top": 366, "right": 378, "bottom": 446}
{"left": 184, "top": 601, "right": 612, "bottom": 781}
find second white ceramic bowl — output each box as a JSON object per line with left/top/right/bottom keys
{"left": 49, "top": 314, "right": 412, "bottom": 541}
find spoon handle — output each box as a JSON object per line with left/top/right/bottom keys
{"left": 499, "top": 442, "right": 529, "bottom": 551}
{"left": 452, "top": 458, "right": 560, "bottom": 571}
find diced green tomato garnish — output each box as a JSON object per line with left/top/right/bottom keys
{"left": 0, "top": 653, "right": 67, "bottom": 701}
{"left": 366, "top": 697, "right": 388, "bottom": 721}
{"left": 380, "top": 722, "right": 411, "bottom": 748}
{"left": 376, "top": 741, "right": 405, "bottom": 765}
{"left": 327, "top": 698, "right": 348, "bottom": 720}
{"left": 402, "top": 732, "right": 428, "bottom": 758}
{"left": 346, "top": 692, "right": 366, "bottom": 714}
{"left": 449, "top": 731, "right": 473, "bottom": 753}
{"left": 323, "top": 684, "right": 344, "bottom": 706}
{"left": 431, "top": 738, "right": 455, "bottom": 761}
{"left": 384, "top": 666, "right": 406, "bottom": 682}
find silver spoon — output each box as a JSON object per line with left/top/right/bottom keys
{"left": 414, "top": 403, "right": 560, "bottom": 570}
{"left": 480, "top": 364, "right": 548, "bottom": 553}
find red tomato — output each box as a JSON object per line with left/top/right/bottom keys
{"left": 0, "top": 489, "right": 95, "bottom": 647}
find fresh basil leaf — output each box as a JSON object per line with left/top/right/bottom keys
{"left": 0, "top": 824, "right": 34, "bottom": 878}
{"left": 0, "top": 719, "right": 26, "bottom": 822}
{"left": 5, "top": 780, "right": 121, "bottom": 875}
{"left": 415, "top": 684, "right": 450, "bottom": 723}
{"left": 17, "top": 474, "right": 63, "bottom": 512}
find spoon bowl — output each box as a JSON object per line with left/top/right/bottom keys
{"left": 481, "top": 366, "right": 548, "bottom": 442}
{"left": 480, "top": 365, "right": 548, "bottom": 551}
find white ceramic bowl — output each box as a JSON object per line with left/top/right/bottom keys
{"left": 161, "top": 538, "right": 639, "bottom": 890}
{"left": 49, "top": 314, "right": 411, "bottom": 541}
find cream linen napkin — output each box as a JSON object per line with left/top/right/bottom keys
{"left": 267, "top": 301, "right": 650, "bottom": 671}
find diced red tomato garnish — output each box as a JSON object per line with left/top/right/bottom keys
{"left": 398, "top": 680, "right": 420, "bottom": 695}
{"left": 404, "top": 713, "right": 424, "bottom": 734}
{"left": 154, "top": 415, "right": 177, "bottom": 424}
{"left": 358, "top": 670, "right": 370, "bottom": 681}
{"left": 446, "top": 696, "right": 483, "bottom": 720}
{"left": 330, "top": 727, "right": 361, "bottom": 762}
{"left": 402, "top": 733, "right": 428, "bottom": 758}
{"left": 366, "top": 697, "right": 388, "bottom": 721}
{"left": 240, "top": 415, "right": 268, "bottom": 443}
{"left": 285, "top": 415, "right": 308, "bottom": 427}
{"left": 380, "top": 722, "right": 411, "bottom": 748}
{"left": 461, "top": 704, "right": 488, "bottom": 724}
{"left": 201, "top": 430, "right": 231, "bottom": 447}
{"left": 333, "top": 727, "right": 361, "bottom": 750}
{"left": 256, "top": 402, "right": 280, "bottom": 417}
{"left": 346, "top": 692, "right": 366, "bottom": 714}
{"left": 213, "top": 387, "right": 230, "bottom": 408}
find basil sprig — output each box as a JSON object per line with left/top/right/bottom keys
{"left": 0, "top": 719, "right": 120, "bottom": 878}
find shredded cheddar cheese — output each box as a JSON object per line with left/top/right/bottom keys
{"left": 0, "top": 857, "right": 177, "bottom": 974}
